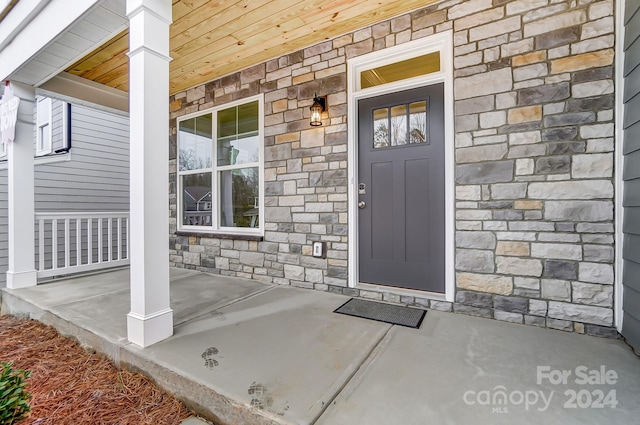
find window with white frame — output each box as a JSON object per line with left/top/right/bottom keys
{"left": 0, "top": 97, "right": 70, "bottom": 162}
{"left": 36, "top": 97, "right": 52, "bottom": 156}
{"left": 178, "top": 95, "right": 263, "bottom": 234}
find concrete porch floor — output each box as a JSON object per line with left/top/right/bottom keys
{"left": 1, "top": 268, "right": 639, "bottom": 425}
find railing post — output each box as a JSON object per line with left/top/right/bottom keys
{"left": 126, "top": 216, "right": 130, "bottom": 259}
{"left": 117, "top": 217, "right": 122, "bottom": 261}
{"left": 98, "top": 218, "right": 103, "bottom": 263}
{"left": 108, "top": 218, "right": 113, "bottom": 262}
{"left": 76, "top": 219, "right": 81, "bottom": 267}
{"left": 52, "top": 219, "right": 58, "bottom": 270}
{"left": 38, "top": 219, "right": 44, "bottom": 272}
{"left": 64, "top": 218, "right": 70, "bottom": 268}
{"left": 88, "top": 218, "right": 93, "bottom": 264}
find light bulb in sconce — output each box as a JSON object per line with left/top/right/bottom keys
{"left": 310, "top": 93, "right": 326, "bottom": 126}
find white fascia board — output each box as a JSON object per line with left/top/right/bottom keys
{"left": 0, "top": 0, "right": 101, "bottom": 82}
{"left": 0, "top": 0, "right": 13, "bottom": 15}
{"left": 0, "top": 0, "right": 48, "bottom": 48}
{"left": 38, "top": 72, "right": 129, "bottom": 114}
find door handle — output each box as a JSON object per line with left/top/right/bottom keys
{"left": 358, "top": 201, "right": 366, "bottom": 209}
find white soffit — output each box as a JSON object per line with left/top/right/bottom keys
{"left": 2, "top": 0, "right": 126, "bottom": 87}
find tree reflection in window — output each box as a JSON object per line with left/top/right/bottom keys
{"left": 179, "top": 114, "right": 212, "bottom": 171}
{"left": 220, "top": 168, "right": 259, "bottom": 228}
{"left": 177, "top": 97, "right": 262, "bottom": 232}
{"left": 372, "top": 100, "right": 428, "bottom": 149}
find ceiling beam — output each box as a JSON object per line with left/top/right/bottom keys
{"left": 38, "top": 71, "right": 129, "bottom": 113}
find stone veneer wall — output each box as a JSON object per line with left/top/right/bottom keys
{"left": 169, "top": 0, "right": 617, "bottom": 337}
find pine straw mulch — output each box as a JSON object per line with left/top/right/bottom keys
{"left": 0, "top": 314, "right": 194, "bottom": 425}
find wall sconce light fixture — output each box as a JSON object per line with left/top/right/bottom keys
{"left": 310, "top": 93, "right": 326, "bottom": 126}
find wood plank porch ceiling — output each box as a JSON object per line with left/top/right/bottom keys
{"left": 65, "top": 0, "right": 437, "bottom": 95}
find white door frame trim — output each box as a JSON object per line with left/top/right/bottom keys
{"left": 614, "top": 0, "right": 626, "bottom": 332}
{"left": 346, "top": 31, "right": 455, "bottom": 302}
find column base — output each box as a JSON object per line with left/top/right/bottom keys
{"left": 6, "top": 270, "right": 37, "bottom": 289}
{"left": 127, "top": 308, "right": 174, "bottom": 347}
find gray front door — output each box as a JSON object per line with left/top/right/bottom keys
{"left": 358, "top": 84, "right": 445, "bottom": 293}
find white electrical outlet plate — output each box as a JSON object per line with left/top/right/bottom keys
{"left": 312, "top": 241, "right": 324, "bottom": 258}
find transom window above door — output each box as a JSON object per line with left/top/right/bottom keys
{"left": 360, "top": 51, "right": 440, "bottom": 89}
{"left": 177, "top": 95, "right": 263, "bottom": 235}
{"left": 373, "top": 100, "right": 429, "bottom": 149}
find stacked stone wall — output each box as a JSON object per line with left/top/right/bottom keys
{"left": 169, "top": 0, "right": 617, "bottom": 337}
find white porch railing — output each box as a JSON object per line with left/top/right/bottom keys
{"left": 35, "top": 212, "right": 130, "bottom": 278}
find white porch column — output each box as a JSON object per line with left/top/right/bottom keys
{"left": 5, "top": 82, "right": 37, "bottom": 289}
{"left": 126, "top": 0, "right": 173, "bottom": 347}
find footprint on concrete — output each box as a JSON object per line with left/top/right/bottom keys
{"left": 277, "top": 401, "right": 290, "bottom": 416}
{"left": 211, "top": 311, "right": 227, "bottom": 321}
{"left": 201, "top": 347, "right": 219, "bottom": 369}
{"left": 248, "top": 381, "right": 273, "bottom": 410}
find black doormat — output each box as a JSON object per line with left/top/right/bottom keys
{"left": 334, "top": 298, "right": 427, "bottom": 329}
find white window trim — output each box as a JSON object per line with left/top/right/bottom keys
{"left": 0, "top": 152, "right": 72, "bottom": 170}
{"left": 36, "top": 96, "right": 52, "bottom": 156}
{"left": 346, "top": 31, "right": 455, "bottom": 302}
{"left": 62, "top": 100, "right": 69, "bottom": 152}
{"left": 177, "top": 93, "right": 264, "bottom": 236}
{"left": 0, "top": 97, "right": 69, "bottom": 161}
